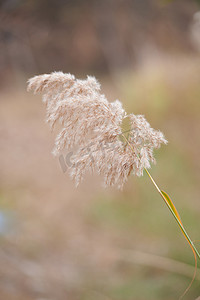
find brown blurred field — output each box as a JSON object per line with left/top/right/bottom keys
{"left": 1, "top": 1, "right": 200, "bottom": 299}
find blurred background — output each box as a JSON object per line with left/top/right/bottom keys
{"left": 0, "top": 0, "right": 200, "bottom": 299}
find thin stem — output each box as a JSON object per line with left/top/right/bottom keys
{"left": 109, "top": 114, "right": 200, "bottom": 261}
{"left": 117, "top": 121, "right": 199, "bottom": 298}
{"left": 144, "top": 167, "right": 200, "bottom": 261}
{"left": 119, "top": 128, "right": 200, "bottom": 260}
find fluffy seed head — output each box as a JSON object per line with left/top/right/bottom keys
{"left": 27, "top": 72, "right": 167, "bottom": 189}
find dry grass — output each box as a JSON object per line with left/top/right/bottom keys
{"left": 0, "top": 54, "right": 200, "bottom": 299}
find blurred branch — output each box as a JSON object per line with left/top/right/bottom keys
{"left": 119, "top": 250, "right": 200, "bottom": 280}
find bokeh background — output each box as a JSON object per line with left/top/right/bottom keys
{"left": 1, "top": 0, "right": 200, "bottom": 299}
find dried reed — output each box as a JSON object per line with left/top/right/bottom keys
{"left": 28, "top": 72, "right": 200, "bottom": 298}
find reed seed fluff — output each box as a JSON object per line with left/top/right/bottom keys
{"left": 27, "top": 71, "right": 167, "bottom": 189}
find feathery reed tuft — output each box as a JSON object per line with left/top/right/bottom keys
{"left": 27, "top": 71, "right": 167, "bottom": 189}
{"left": 28, "top": 72, "right": 200, "bottom": 298}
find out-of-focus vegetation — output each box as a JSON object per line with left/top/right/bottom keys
{"left": 0, "top": 0, "right": 200, "bottom": 85}
{"left": 0, "top": 0, "right": 200, "bottom": 299}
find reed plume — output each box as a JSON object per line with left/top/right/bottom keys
{"left": 28, "top": 71, "right": 200, "bottom": 298}
{"left": 27, "top": 71, "right": 167, "bottom": 189}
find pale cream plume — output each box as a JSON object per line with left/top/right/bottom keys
{"left": 27, "top": 72, "right": 167, "bottom": 189}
